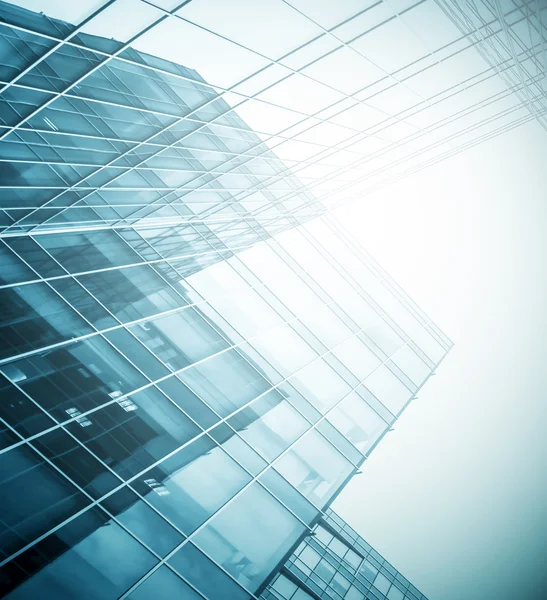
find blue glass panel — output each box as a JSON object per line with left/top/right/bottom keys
{"left": 6, "top": 236, "right": 66, "bottom": 277}
{"left": 169, "top": 542, "right": 251, "bottom": 600}
{"left": 0, "top": 374, "right": 56, "bottom": 439}
{"left": 48, "top": 277, "right": 118, "bottom": 330}
{"left": 101, "top": 487, "right": 183, "bottom": 557}
{"left": 259, "top": 468, "right": 317, "bottom": 525}
{"left": 179, "top": 347, "right": 271, "bottom": 417}
{"left": 126, "top": 565, "right": 201, "bottom": 600}
{"left": 128, "top": 305, "right": 229, "bottom": 372}
{"left": 156, "top": 375, "right": 219, "bottom": 429}
{"left": 0, "top": 444, "right": 90, "bottom": 559}
{"left": 32, "top": 427, "right": 120, "bottom": 499}
{"left": 104, "top": 328, "right": 170, "bottom": 381}
{"left": 2, "top": 507, "right": 157, "bottom": 599}
{"left": 66, "top": 385, "right": 201, "bottom": 481}
{"left": 0, "top": 241, "right": 37, "bottom": 284}
{"left": 0, "top": 336, "right": 148, "bottom": 421}
{"left": 193, "top": 482, "right": 306, "bottom": 592}
{"left": 78, "top": 264, "right": 185, "bottom": 323}
{"left": 132, "top": 437, "right": 251, "bottom": 535}
{"left": 0, "top": 282, "right": 93, "bottom": 359}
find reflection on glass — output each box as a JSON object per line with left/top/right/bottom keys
{"left": 326, "top": 392, "right": 387, "bottom": 453}
{"left": 4, "top": 508, "right": 157, "bottom": 600}
{"left": 169, "top": 541, "right": 251, "bottom": 600}
{"left": 274, "top": 429, "right": 353, "bottom": 507}
{"left": 193, "top": 482, "right": 305, "bottom": 592}
{"left": 133, "top": 436, "right": 251, "bottom": 535}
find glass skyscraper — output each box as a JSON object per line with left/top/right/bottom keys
{"left": 0, "top": 1, "right": 478, "bottom": 598}
{"left": 261, "top": 509, "right": 429, "bottom": 600}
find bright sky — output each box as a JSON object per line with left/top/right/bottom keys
{"left": 333, "top": 119, "right": 547, "bottom": 600}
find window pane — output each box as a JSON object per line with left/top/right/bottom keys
{"left": 364, "top": 366, "right": 413, "bottom": 416}
{"left": 271, "top": 574, "right": 298, "bottom": 599}
{"left": 332, "top": 336, "right": 381, "bottom": 382}
{"left": 259, "top": 468, "right": 317, "bottom": 525}
{"left": 169, "top": 542, "right": 250, "bottom": 600}
{"left": 0, "top": 242, "right": 36, "bottom": 285}
{"left": 0, "top": 336, "right": 147, "bottom": 423}
{"left": 129, "top": 306, "right": 229, "bottom": 372}
{"left": 132, "top": 438, "right": 251, "bottom": 535}
{"left": 32, "top": 427, "right": 120, "bottom": 499}
{"left": 0, "top": 444, "right": 90, "bottom": 559}
{"left": 49, "top": 277, "right": 118, "bottom": 330}
{"left": 288, "top": 358, "right": 352, "bottom": 413}
{"left": 103, "top": 328, "right": 170, "bottom": 381}
{"left": 126, "top": 566, "right": 201, "bottom": 600}
{"left": 66, "top": 385, "right": 201, "bottom": 480}
{"left": 0, "top": 282, "right": 92, "bottom": 359}
{"left": 250, "top": 323, "right": 318, "bottom": 376}
{"left": 4, "top": 508, "right": 157, "bottom": 600}
{"left": 101, "top": 487, "right": 183, "bottom": 557}
{"left": 156, "top": 375, "right": 219, "bottom": 429}
{"left": 359, "top": 560, "right": 378, "bottom": 582}
{"left": 326, "top": 393, "right": 388, "bottom": 453}
{"left": 0, "top": 374, "right": 56, "bottom": 439}
{"left": 274, "top": 429, "right": 353, "bottom": 508}
{"left": 179, "top": 348, "right": 271, "bottom": 417}
{"left": 38, "top": 230, "right": 142, "bottom": 273}
{"left": 193, "top": 482, "right": 305, "bottom": 592}
{"left": 373, "top": 572, "right": 391, "bottom": 594}
{"left": 300, "top": 546, "right": 321, "bottom": 570}
{"left": 229, "top": 392, "right": 310, "bottom": 462}
{"left": 78, "top": 265, "right": 185, "bottom": 323}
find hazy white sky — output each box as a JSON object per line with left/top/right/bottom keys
{"left": 333, "top": 120, "right": 547, "bottom": 600}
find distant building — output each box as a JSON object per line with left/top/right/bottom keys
{"left": 260, "top": 508, "right": 430, "bottom": 600}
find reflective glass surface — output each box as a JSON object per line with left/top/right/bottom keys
{"left": 260, "top": 509, "right": 430, "bottom": 600}
{"left": 0, "top": 0, "right": 455, "bottom": 597}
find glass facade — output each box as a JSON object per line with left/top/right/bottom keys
{"left": 0, "top": 2, "right": 458, "bottom": 599}
{"left": 261, "top": 509, "right": 429, "bottom": 600}
{"left": 0, "top": 0, "right": 321, "bottom": 243}
{"left": 0, "top": 201, "right": 451, "bottom": 598}
{"left": 0, "top": 0, "right": 545, "bottom": 231}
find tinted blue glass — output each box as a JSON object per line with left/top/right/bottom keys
{"left": 38, "top": 231, "right": 142, "bottom": 273}
{"left": 179, "top": 348, "right": 271, "bottom": 417}
{"left": 169, "top": 542, "right": 251, "bottom": 600}
{"left": 156, "top": 375, "right": 219, "bottom": 429}
{"left": 32, "top": 427, "right": 120, "bottom": 499}
{"left": 0, "top": 444, "right": 90, "bottom": 559}
{"left": 132, "top": 437, "right": 251, "bottom": 535}
{"left": 128, "top": 306, "right": 230, "bottom": 372}
{"left": 0, "top": 418, "right": 20, "bottom": 451}
{"left": 0, "top": 241, "right": 37, "bottom": 284}
{"left": 78, "top": 264, "right": 185, "bottom": 323}
{"left": 101, "top": 487, "right": 183, "bottom": 557}
{"left": 193, "top": 482, "right": 306, "bottom": 592}
{"left": 66, "top": 385, "right": 201, "bottom": 480}
{"left": 0, "top": 282, "right": 92, "bottom": 359}
{"left": 0, "top": 374, "right": 56, "bottom": 439}
{"left": 259, "top": 468, "right": 317, "bottom": 525}
{"left": 5, "top": 237, "right": 66, "bottom": 278}
{"left": 126, "top": 566, "right": 201, "bottom": 600}
{"left": 48, "top": 277, "right": 118, "bottom": 330}
{"left": 208, "top": 423, "right": 268, "bottom": 476}
{"left": 104, "top": 328, "right": 170, "bottom": 381}
{"left": 0, "top": 336, "right": 147, "bottom": 422}
{"left": 2, "top": 507, "right": 157, "bottom": 600}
